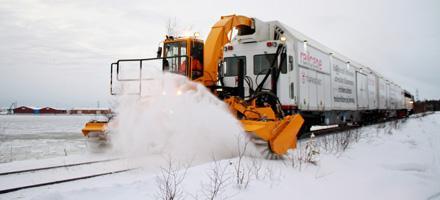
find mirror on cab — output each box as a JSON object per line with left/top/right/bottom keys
{"left": 156, "top": 46, "right": 162, "bottom": 58}
{"left": 222, "top": 61, "right": 227, "bottom": 75}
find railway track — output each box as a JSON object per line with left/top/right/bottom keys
{"left": 299, "top": 114, "right": 420, "bottom": 140}
{"left": 0, "top": 157, "right": 138, "bottom": 194}
{"left": 300, "top": 124, "right": 360, "bottom": 140}
{"left": 0, "top": 157, "right": 120, "bottom": 176}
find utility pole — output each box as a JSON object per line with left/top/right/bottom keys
{"left": 415, "top": 89, "right": 419, "bottom": 102}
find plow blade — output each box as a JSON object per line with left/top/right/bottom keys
{"left": 82, "top": 121, "right": 108, "bottom": 137}
{"left": 241, "top": 114, "right": 304, "bottom": 155}
{"left": 269, "top": 114, "right": 304, "bottom": 154}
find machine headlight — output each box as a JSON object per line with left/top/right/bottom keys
{"left": 280, "top": 35, "right": 287, "bottom": 43}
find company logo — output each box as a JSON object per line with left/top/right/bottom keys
{"left": 300, "top": 51, "right": 322, "bottom": 69}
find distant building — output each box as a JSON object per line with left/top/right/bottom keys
{"left": 39, "top": 107, "right": 67, "bottom": 114}
{"left": 13, "top": 106, "right": 39, "bottom": 114}
{"left": 10, "top": 106, "right": 111, "bottom": 115}
{"left": 0, "top": 108, "right": 8, "bottom": 115}
{"left": 69, "top": 108, "right": 111, "bottom": 115}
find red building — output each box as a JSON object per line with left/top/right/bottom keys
{"left": 69, "top": 108, "right": 111, "bottom": 115}
{"left": 13, "top": 106, "right": 38, "bottom": 114}
{"left": 39, "top": 107, "right": 67, "bottom": 114}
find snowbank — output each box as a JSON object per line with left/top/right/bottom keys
{"left": 3, "top": 112, "right": 439, "bottom": 200}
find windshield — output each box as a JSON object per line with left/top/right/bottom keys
{"left": 254, "top": 54, "right": 277, "bottom": 75}
{"left": 163, "top": 41, "right": 188, "bottom": 75}
{"left": 223, "top": 56, "right": 246, "bottom": 76}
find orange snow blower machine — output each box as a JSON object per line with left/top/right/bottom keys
{"left": 82, "top": 15, "right": 304, "bottom": 158}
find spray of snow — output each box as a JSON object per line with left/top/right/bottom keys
{"left": 109, "top": 73, "right": 257, "bottom": 163}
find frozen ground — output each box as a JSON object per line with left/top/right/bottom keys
{"left": 1, "top": 112, "right": 439, "bottom": 200}
{"left": 0, "top": 115, "right": 103, "bottom": 163}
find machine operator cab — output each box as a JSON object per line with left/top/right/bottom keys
{"left": 221, "top": 40, "right": 288, "bottom": 99}
{"left": 159, "top": 36, "right": 204, "bottom": 81}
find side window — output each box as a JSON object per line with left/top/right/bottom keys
{"left": 180, "top": 42, "right": 187, "bottom": 56}
{"left": 281, "top": 52, "right": 287, "bottom": 74}
{"left": 290, "top": 82, "right": 294, "bottom": 99}
{"left": 163, "top": 42, "right": 180, "bottom": 74}
{"left": 223, "top": 57, "right": 246, "bottom": 76}
{"left": 289, "top": 55, "right": 294, "bottom": 71}
{"left": 254, "top": 54, "right": 277, "bottom": 75}
{"left": 178, "top": 42, "right": 187, "bottom": 75}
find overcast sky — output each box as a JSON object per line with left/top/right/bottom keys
{"left": 0, "top": 0, "right": 439, "bottom": 108}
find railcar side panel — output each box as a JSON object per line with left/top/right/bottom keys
{"left": 378, "top": 77, "right": 387, "bottom": 109}
{"left": 298, "top": 67, "right": 319, "bottom": 110}
{"left": 367, "top": 73, "right": 378, "bottom": 109}
{"left": 316, "top": 72, "right": 332, "bottom": 110}
{"left": 331, "top": 57, "right": 357, "bottom": 110}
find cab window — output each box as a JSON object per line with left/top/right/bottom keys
{"left": 254, "top": 54, "right": 277, "bottom": 75}
{"left": 223, "top": 57, "right": 246, "bottom": 76}
{"left": 163, "top": 41, "right": 187, "bottom": 75}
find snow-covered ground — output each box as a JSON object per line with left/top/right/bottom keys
{"left": 0, "top": 115, "right": 103, "bottom": 163}
{"left": 1, "top": 112, "right": 439, "bottom": 200}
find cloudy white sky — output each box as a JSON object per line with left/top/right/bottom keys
{"left": 0, "top": 0, "right": 439, "bottom": 108}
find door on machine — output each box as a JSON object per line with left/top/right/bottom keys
{"left": 163, "top": 41, "right": 188, "bottom": 76}
{"left": 253, "top": 54, "right": 278, "bottom": 91}
{"left": 222, "top": 56, "right": 248, "bottom": 96}
{"left": 190, "top": 41, "right": 204, "bottom": 80}
{"left": 356, "top": 71, "right": 368, "bottom": 109}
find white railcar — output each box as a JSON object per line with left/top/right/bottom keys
{"left": 221, "top": 18, "right": 410, "bottom": 126}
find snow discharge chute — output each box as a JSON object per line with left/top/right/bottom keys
{"left": 202, "top": 15, "right": 253, "bottom": 86}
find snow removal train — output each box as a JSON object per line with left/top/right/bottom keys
{"left": 82, "top": 15, "right": 414, "bottom": 158}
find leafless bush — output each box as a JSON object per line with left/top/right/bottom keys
{"left": 249, "top": 156, "right": 263, "bottom": 180}
{"left": 339, "top": 131, "right": 351, "bottom": 151}
{"left": 285, "top": 151, "right": 297, "bottom": 169}
{"left": 299, "top": 134, "right": 320, "bottom": 165}
{"left": 156, "top": 158, "right": 189, "bottom": 200}
{"left": 320, "top": 135, "right": 330, "bottom": 153}
{"left": 262, "top": 164, "right": 282, "bottom": 188}
{"left": 201, "top": 157, "right": 231, "bottom": 200}
{"left": 284, "top": 134, "right": 321, "bottom": 171}
{"left": 353, "top": 129, "right": 361, "bottom": 142}
{"left": 233, "top": 135, "right": 252, "bottom": 189}
{"left": 385, "top": 123, "right": 394, "bottom": 135}
{"left": 315, "top": 128, "right": 362, "bottom": 155}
